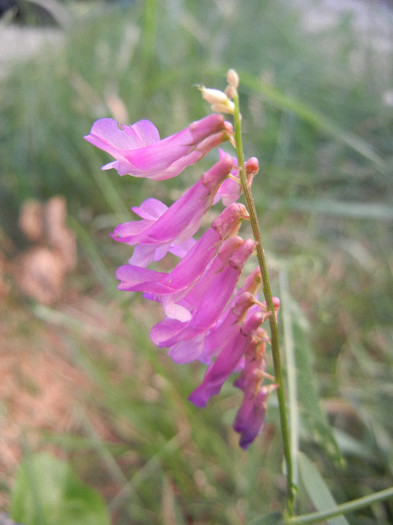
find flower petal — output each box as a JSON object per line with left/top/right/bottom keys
{"left": 111, "top": 157, "right": 234, "bottom": 266}
{"left": 85, "top": 114, "right": 231, "bottom": 180}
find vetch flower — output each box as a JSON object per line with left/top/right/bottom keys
{"left": 234, "top": 384, "right": 277, "bottom": 449}
{"left": 188, "top": 310, "right": 266, "bottom": 407}
{"left": 231, "top": 327, "right": 278, "bottom": 448}
{"left": 200, "top": 268, "right": 263, "bottom": 363}
{"left": 112, "top": 157, "right": 234, "bottom": 266}
{"left": 84, "top": 114, "right": 232, "bottom": 180}
{"left": 150, "top": 236, "right": 244, "bottom": 342}
{"left": 233, "top": 326, "right": 269, "bottom": 392}
{"left": 116, "top": 203, "right": 249, "bottom": 295}
{"left": 214, "top": 150, "right": 259, "bottom": 206}
{"left": 199, "top": 292, "right": 257, "bottom": 364}
{"left": 150, "top": 238, "right": 257, "bottom": 363}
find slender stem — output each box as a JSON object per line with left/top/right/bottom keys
{"left": 284, "top": 487, "right": 393, "bottom": 524}
{"left": 232, "top": 92, "right": 295, "bottom": 514}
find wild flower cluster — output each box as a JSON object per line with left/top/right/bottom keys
{"left": 85, "top": 71, "right": 278, "bottom": 449}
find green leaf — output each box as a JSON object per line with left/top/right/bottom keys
{"left": 293, "top": 316, "right": 343, "bottom": 466}
{"left": 10, "top": 452, "right": 111, "bottom": 525}
{"left": 247, "top": 511, "right": 284, "bottom": 525}
{"left": 298, "top": 453, "right": 349, "bottom": 525}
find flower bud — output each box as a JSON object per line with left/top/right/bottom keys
{"left": 199, "top": 86, "right": 235, "bottom": 114}
{"left": 226, "top": 69, "right": 239, "bottom": 88}
{"left": 225, "top": 85, "right": 237, "bottom": 100}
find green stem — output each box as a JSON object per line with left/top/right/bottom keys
{"left": 232, "top": 92, "right": 294, "bottom": 514}
{"left": 284, "top": 487, "right": 393, "bottom": 524}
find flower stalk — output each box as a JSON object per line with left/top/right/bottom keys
{"left": 231, "top": 88, "right": 295, "bottom": 514}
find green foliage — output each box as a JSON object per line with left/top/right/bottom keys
{"left": 248, "top": 512, "right": 284, "bottom": 525}
{"left": 298, "top": 453, "right": 349, "bottom": 525}
{"left": 10, "top": 453, "right": 111, "bottom": 525}
{"left": 294, "top": 320, "right": 343, "bottom": 466}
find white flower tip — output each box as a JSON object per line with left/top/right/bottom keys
{"left": 226, "top": 69, "right": 239, "bottom": 89}
{"left": 199, "top": 86, "right": 235, "bottom": 115}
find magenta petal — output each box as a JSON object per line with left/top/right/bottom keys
{"left": 214, "top": 177, "right": 242, "bottom": 206}
{"left": 172, "top": 236, "right": 243, "bottom": 316}
{"left": 169, "top": 237, "right": 196, "bottom": 258}
{"left": 150, "top": 237, "right": 242, "bottom": 345}
{"left": 116, "top": 204, "right": 249, "bottom": 319}
{"left": 116, "top": 265, "right": 173, "bottom": 294}
{"left": 84, "top": 118, "right": 159, "bottom": 154}
{"left": 188, "top": 310, "right": 265, "bottom": 408}
{"left": 150, "top": 318, "right": 184, "bottom": 346}
{"left": 84, "top": 114, "right": 230, "bottom": 180}
{"left": 168, "top": 334, "right": 205, "bottom": 363}
{"left": 117, "top": 229, "right": 220, "bottom": 295}
{"left": 201, "top": 292, "right": 256, "bottom": 363}
{"left": 131, "top": 198, "right": 168, "bottom": 220}
{"left": 111, "top": 157, "right": 234, "bottom": 267}
{"left": 112, "top": 218, "right": 153, "bottom": 240}
{"left": 129, "top": 244, "right": 164, "bottom": 267}
{"left": 150, "top": 236, "right": 244, "bottom": 347}
{"left": 234, "top": 386, "right": 269, "bottom": 449}
{"left": 125, "top": 119, "right": 161, "bottom": 146}
{"left": 113, "top": 158, "right": 233, "bottom": 246}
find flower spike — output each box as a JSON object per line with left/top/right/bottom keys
{"left": 86, "top": 69, "right": 283, "bottom": 453}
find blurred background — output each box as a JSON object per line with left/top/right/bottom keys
{"left": 0, "top": 0, "right": 392, "bottom": 524}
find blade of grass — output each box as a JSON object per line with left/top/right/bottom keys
{"left": 297, "top": 452, "right": 349, "bottom": 525}
{"left": 286, "top": 485, "right": 393, "bottom": 525}
{"left": 279, "top": 270, "right": 299, "bottom": 488}
{"left": 238, "top": 71, "right": 386, "bottom": 172}
{"left": 69, "top": 216, "right": 117, "bottom": 292}
{"left": 289, "top": 199, "right": 393, "bottom": 220}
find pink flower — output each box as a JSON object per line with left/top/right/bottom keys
{"left": 150, "top": 236, "right": 244, "bottom": 343}
{"left": 116, "top": 203, "right": 249, "bottom": 295}
{"left": 214, "top": 150, "right": 259, "bottom": 206}
{"left": 150, "top": 238, "right": 257, "bottom": 363}
{"left": 112, "top": 157, "right": 234, "bottom": 266}
{"left": 234, "top": 385, "right": 276, "bottom": 450}
{"left": 188, "top": 310, "right": 266, "bottom": 407}
{"left": 200, "top": 268, "right": 263, "bottom": 363}
{"left": 233, "top": 326, "right": 268, "bottom": 392}
{"left": 231, "top": 328, "right": 278, "bottom": 448}
{"left": 84, "top": 114, "right": 232, "bottom": 180}
{"left": 85, "top": 102, "right": 279, "bottom": 449}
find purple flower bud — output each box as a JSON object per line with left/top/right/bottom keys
{"left": 84, "top": 115, "right": 232, "bottom": 180}
{"left": 214, "top": 150, "right": 260, "bottom": 206}
{"left": 233, "top": 327, "right": 268, "bottom": 392}
{"left": 234, "top": 385, "right": 274, "bottom": 450}
{"left": 112, "top": 157, "right": 234, "bottom": 266}
{"left": 188, "top": 310, "right": 265, "bottom": 407}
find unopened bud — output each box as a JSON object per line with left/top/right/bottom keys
{"left": 199, "top": 86, "right": 235, "bottom": 114}
{"left": 245, "top": 157, "right": 259, "bottom": 175}
{"left": 225, "top": 85, "right": 237, "bottom": 100}
{"left": 226, "top": 69, "right": 239, "bottom": 88}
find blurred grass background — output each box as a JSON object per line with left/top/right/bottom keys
{"left": 1, "top": 0, "right": 393, "bottom": 523}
